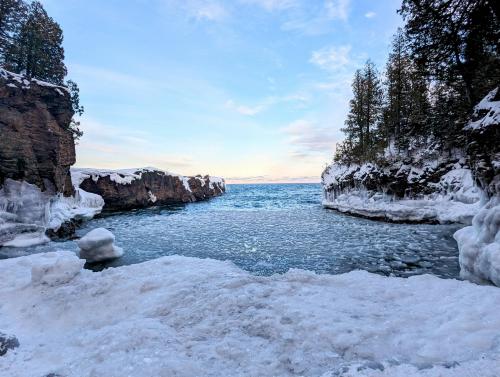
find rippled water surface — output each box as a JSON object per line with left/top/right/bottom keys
{"left": 1, "top": 184, "right": 463, "bottom": 278}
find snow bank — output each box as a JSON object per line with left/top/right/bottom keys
{"left": 454, "top": 197, "right": 500, "bottom": 286}
{"left": 1, "top": 251, "right": 500, "bottom": 376}
{"left": 77, "top": 228, "right": 123, "bottom": 263}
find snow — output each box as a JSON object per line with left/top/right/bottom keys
{"left": 0, "top": 68, "right": 69, "bottom": 93}
{"left": 322, "top": 163, "right": 483, "bottom": 224}
{"left": 77, "top": 228, "right": 124, "bottom": 263}
{"left": 208, "top": 175, "right": 225, "bottom": 190}
{"left": 72, "top": 167, "right": 193, "bottom": 192}
{"left": 454, "top": 197, "right": 500, "bottom": 286}
{"left": 465, "top": 87, "right": 500, "bottom": 132}
{"left": 1, "top": 251, "right": 500, "bottom": 376}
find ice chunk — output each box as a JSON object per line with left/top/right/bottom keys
{"left": 454, "top": 197, "right": 500, "bottom": 286}
{"left": 77, "top": 228, "right": 124, "bottom": 263}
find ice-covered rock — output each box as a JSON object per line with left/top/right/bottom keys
{"left": 30, "top": 251, "right": 85, "bottom": 286}
{"left": 454, "top": 197, "right": 500, "bottom": 286}
{"left": 77, "top": 228, "right": 124, "bottom": 263}
{"left": 1, "top": 251, "right": 500, "bottom": 376}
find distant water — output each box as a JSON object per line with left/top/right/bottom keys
{"left": 0, "top": 184, "right": 462, "bottom": 278}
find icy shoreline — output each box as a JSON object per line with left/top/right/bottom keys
{"left": 322, "top": 194, "right": 481, "bottom": 225}
{"left": 0, "top": 250, "right": 499, "bottom": 377}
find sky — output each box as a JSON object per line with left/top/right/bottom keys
{"left": 41, "top": 0, "right": 403, "bottom": 183}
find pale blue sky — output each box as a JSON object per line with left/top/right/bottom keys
{"left": 42, "top": 0, "right": 402, "bottom": 182}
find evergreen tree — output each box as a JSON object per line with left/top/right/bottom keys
{"left": 4, "top": 1, "right": 66, "bottom": 84}
{"left": 382, "top": 29, "right": 430, "bottom": 151}
{"left": 339, "top": 61, "right": 383, "bottom": 162}
{"left": 0, "top": 0, "right": 26, "bottom": 63}
{"left": 400, "top": 0, "right": 500, "bottom": 111}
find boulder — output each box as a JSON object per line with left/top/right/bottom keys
{"left": 0, "top": 332, "right": 19, "bottom": 356}
{"left": 77, "top": 228, "right": 124, "bottom": 263}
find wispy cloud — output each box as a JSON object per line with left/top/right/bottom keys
{"left": 282, "top": 119, "right": 337, "bottom": 158}
{"left": 281, "top": 0, "right": 351, "bottom": 35}
{"left": 364, "top": 11, "right": 376, "bottom": 18}
{"left": 162, "top": 0, "right": 228, "bottom": 22}
{"left": 240, "top": 0, "right": 297, "bottom": 11}
{"left": 310, "top": 45, "right": 351, "bottom": 71}
{"left": 325, "top": 0, "right": 350, "bottom": 21}
{"left": 225, "top": 93, "right": 309, "bottom": 116}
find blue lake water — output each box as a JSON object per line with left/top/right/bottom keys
{"left": 0, "top": 184, "right": 462, "bottom": 278}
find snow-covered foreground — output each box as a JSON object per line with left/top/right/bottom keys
{"left": 1, "top": 251, "right": 500, "bottom": 377}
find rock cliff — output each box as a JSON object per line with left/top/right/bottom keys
{"left": 0, "top": 69, "right": 75, "bottom": 196}
{"left": 72, "top": 168, "right": 225, "bottom": 211}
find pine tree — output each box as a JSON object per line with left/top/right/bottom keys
{"left": 383, "top": 29, "right": 430, "bottom": 151}
{"left": 400, "top": 0, "right": 500, "bottom": 111}
{"left": 0, "top": 0, "right": 26, "bottom": 63}
{"left": 361, "top": 60, "right": 383, "bottom": 157}
{"left": 4, "top": 1, "right": 67, "bottom": 84}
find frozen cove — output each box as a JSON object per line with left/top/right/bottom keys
{"left": 1, "top": 251, "right": 500, "bottom": 377}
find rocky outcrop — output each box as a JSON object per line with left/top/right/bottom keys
{"left": 0, "top": 69, "right": 75, "bottom": 196}
{"left": 322, "top": 88, "right": 500, "bottom": 224}
{"left": 72, "top": 168, "right": 225, "bottom": 211}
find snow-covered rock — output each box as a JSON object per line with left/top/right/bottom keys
{"left": 1, "top": 251, "right": 500, "bottom": 376}
{"left": 454, "top": 197, "right": 500, "bottom": 286}
{"left": 322, "top": 161, "right": 482, "bottom": 224}
{"left": 77, "top": 228, "right": 124, "bottom": 263}
{"left": 73, "top": 167, "right": 225, "bottom": 211}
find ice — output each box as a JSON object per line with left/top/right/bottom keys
{"left": 48, "top": 188, "right": 105, "bottom": 230}
{"left": 0, "top": 179, "right": 50, "bottom": 246}
{"left": 72, "top": 167, "right": 180, "bottom": 186}
{"left": 77, "top": 228, "right": 124, "bottom": 263}
{"left": 0, "top": 251, "right": 499, "bottom": 376}
{"left": 454, "top": 197, "right": 500, "bottom": 286}
{"left": 0, "top": 179, "right": 104, "bottom": 247}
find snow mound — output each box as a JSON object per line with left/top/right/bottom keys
{"left": 30, "top": 251, "right": 85, "bottom": 286}
{"left": 77, "top": 228, "right": 124, "bottom": 263}
{"left": 1, "top": 251, "right": 500, "bottom": 376}
{"left": 454, "top": 197, "right": 500, "bottom": 286}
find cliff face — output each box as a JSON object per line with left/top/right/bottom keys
{"left": 0, "top": 69, "right": 75, "bottom": 196}
{"left": 321, "top": 88, "right": 499, "bottom": 224}
{"left": 72, "top": 168, "right": 225, "bottom": 211}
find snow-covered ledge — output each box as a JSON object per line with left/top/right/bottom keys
{"left": 1, "top": 251, "right": 500, "bottom": 375}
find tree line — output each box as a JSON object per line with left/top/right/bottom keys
{"left": 335, "top": 0, "right": 500, "bottom": 164}
{"left": 0, "top": 0, "right": 83, "bottom": 139}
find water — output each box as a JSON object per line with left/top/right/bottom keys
{"left": 0, "top": 184, "right": 462, "bottom": 278}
